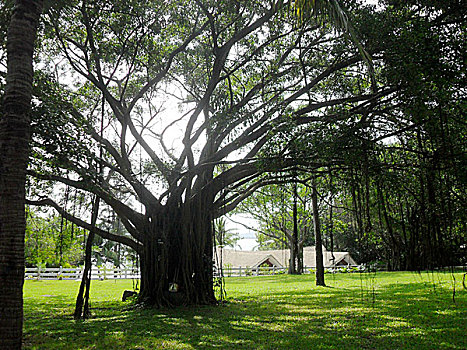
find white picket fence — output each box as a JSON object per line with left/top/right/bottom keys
{"left": 217, "top": 265, "right": 362, "bottom": 277}
{"left": 25, "top": 266, "right": 140, "bottom": 280}
{"left": 25, "top": 264, "right": 362, "bottom": 280}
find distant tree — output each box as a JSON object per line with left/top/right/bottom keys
{"left": 25, "top": 207, "right": 85, "bottom": 268}
{"left": 238, "top": 180, "right": 314, "bottom": 273}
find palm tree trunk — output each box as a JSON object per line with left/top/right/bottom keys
{"left": 0, "top": 1, "right": 42, "bottom": 348}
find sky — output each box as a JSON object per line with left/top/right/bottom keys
{"left": 225, "top": 214, "right": 259, "bottom": 251}
{"left": 237, "top": 238, "right": 259, "bottom": 251}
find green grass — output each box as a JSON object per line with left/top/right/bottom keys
{"left": 23, "top": 271, "right": 467, "bottom": 349}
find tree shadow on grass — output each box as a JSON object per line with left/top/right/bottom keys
{"left": 23, "top": 278, "right": 467, "bottom": 350}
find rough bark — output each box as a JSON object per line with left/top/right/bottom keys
{"left": 0, "top": 1, "right": 42, "bottom": 348}
{"left": 138, "top": 196, "right": 216, "bottom": 307}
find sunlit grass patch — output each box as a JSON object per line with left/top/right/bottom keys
{"left": 23, "top": 271, "right": 467, "bottom": 349}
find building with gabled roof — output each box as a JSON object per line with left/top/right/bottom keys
{"left": 215, "top": 245, "right": 356, "bottom": 269}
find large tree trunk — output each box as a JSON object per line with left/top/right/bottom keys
{"left": 0, "top": 1, "right": 42, "bottom": 348}
{"left": 311, "top": 178, "right": 325, "bottom": 286}
{"left": 138, "top": 196, "right": 216, "bottom": 307}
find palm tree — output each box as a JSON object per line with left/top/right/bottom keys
{"left": 292, "top": 0, "right": 351, "bottom": 26}
{"left": 292, "top": 0, "right": 375, "bottom": 87}
{"left": 0, "top": 1, "right": 42, "bottom": 348}
{"left": 214, "top": 218, "right": 240, "bottom": 249}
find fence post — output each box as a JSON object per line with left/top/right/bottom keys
{"left": 239, "top": 266, "right": 242, "bottom": 277}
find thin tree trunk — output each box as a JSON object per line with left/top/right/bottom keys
{"left": 289, "top": 181, "right": 300, "bottom": 274}
{"left": 74, "top": 196, "right": 99, "bottom": 319}
{"left": 377, "top": 181, "right": 399, "bottom": 270}
{"left": 0, "top": 1, "right": 42, "bottom": 348}
{"left": 311, "top": 178, "right": 325, "bottom": 286}
{"left": 329, "top": 194, "right": 335, "bottom": 266}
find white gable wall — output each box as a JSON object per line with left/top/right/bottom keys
{"left": 215, "top": 246, "right": 357, "bottom": 269}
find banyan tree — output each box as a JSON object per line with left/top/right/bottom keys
{"left": 27, "top": 0, "right": 387, "bottom": 306}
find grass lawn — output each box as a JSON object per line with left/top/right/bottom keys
{"left": 23, "top": 271, "right": 467, "bottom": 349}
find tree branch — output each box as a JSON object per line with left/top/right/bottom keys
{"left": 26, "top": 198, "right": 143, "bottom": 253}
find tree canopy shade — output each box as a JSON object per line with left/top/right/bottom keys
{"left": 0, "top": 0, "right": 43, "bottom": 348}
{"left": 26, "top": 0, "right": 389, "bottom": 306}
{"left": 350, "top": 0, "right": 467, "bottom": 269}
{"left": 235, "top": 0, "right": 466, "bottom": 273}
{"left": 273, "top": 0, "right": 466, "bottom": 270}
